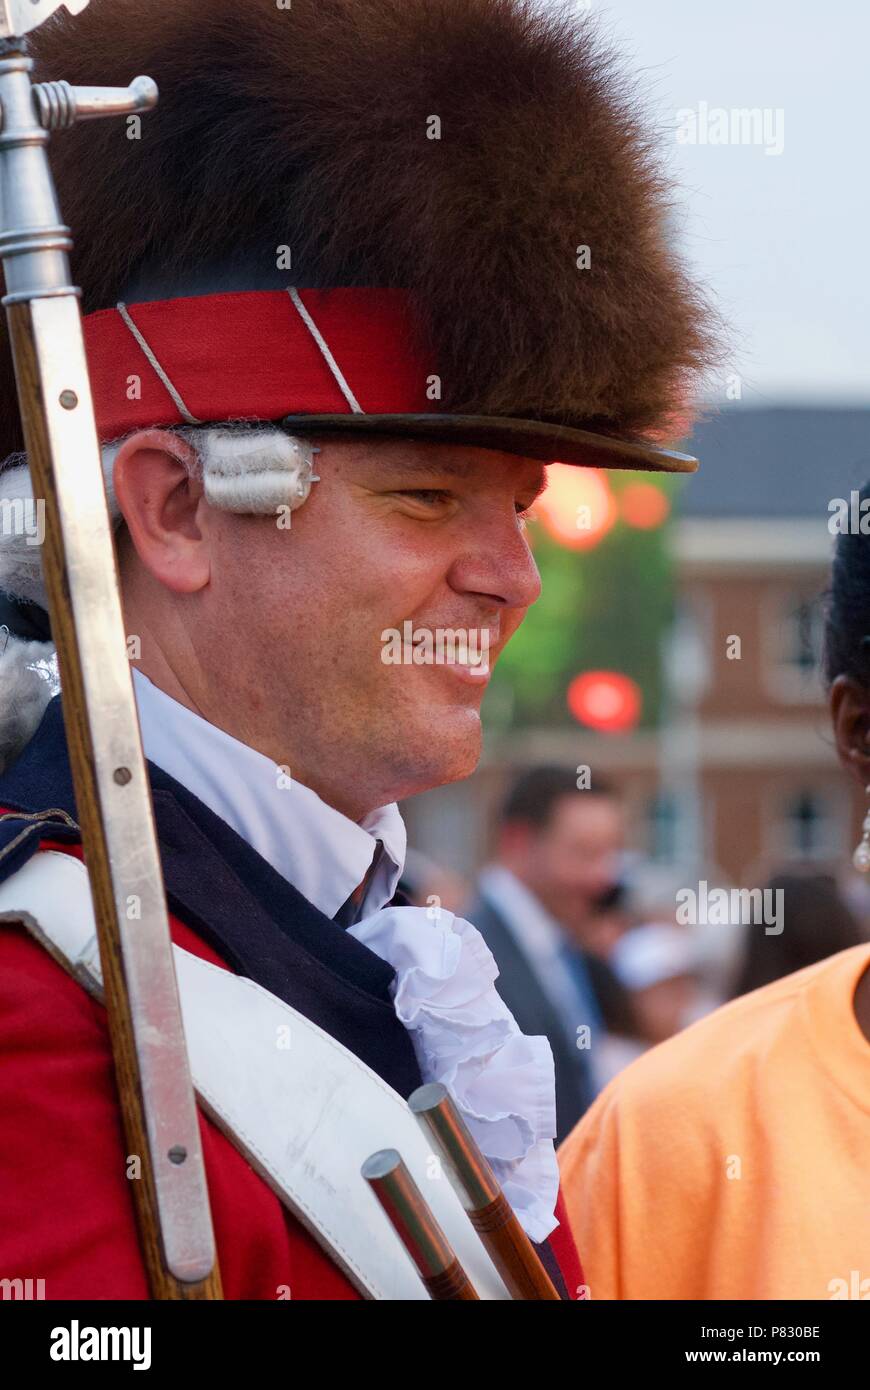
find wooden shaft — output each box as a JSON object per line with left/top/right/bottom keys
{"left": 7, "top": 300, "right": 222, "bottom": 1300}
{"left": 409, "top": 1081, "right": 560, "bottom": 1301}
{"left": 422, "top": 1261, "right": 480, "bottom": 1302}
{"left": 469, "top": 1192, "right": 560, "bottom": 1301}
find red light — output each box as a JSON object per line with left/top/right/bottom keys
{"left": 535, "top": 464, "right": 617, "bottom": 549}
{"left": 620, "top": 482, "right": 670, "bottom": 530}
{"left": 567, "top": 671, "right": 642, "bottom": 733}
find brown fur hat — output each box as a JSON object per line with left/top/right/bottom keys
{"left": 0, "top": 0, "right": 719, "bottom": 464}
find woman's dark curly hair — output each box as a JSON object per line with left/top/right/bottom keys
{"left": 824, "top": 479, "right": 870, "bottom": 685}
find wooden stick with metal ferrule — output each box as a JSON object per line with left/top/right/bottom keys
{"left": 0, "top": 5, "right": 221, "bottom": 1299}
{"left": 409, "top": 1083, "right": 560, "bottom": 1301}
{"left": 361, "top": 1150, "right": 480, "bottom": 1300}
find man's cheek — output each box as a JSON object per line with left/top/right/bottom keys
{"left": 327, "top": 604, "right": 398, "bottom": 676}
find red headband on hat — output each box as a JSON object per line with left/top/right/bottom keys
{"left": 82, "top": 288, "right": 435, "bottom": 439}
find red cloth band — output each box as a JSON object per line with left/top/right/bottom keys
{"left": 82, "top": 289, "right": 435, "bottom": 440}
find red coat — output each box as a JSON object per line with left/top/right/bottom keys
{"left": 0, "top": 838, "right": 584, "bottom": 1300}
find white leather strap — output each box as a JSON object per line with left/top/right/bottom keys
{"left": 0, "top": 850, "right": 510, "bottom": 1300}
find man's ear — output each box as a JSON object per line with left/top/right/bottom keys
{"left": 830, "top": 674, "right": 870, "bottom": 788}
{"left": 112, "top": 430, "right": 210, "bottom": 595}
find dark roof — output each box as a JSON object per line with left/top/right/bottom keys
{"left": 676, "top": 406, "right": 870, "bottom": 518}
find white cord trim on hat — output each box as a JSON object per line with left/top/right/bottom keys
{"left": 115, "top": 302, "right": 203, "bottom": 425}
{"left": 287, "top": 287, "right": 364, "bottom": 415}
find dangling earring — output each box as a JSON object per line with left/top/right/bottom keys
{"left": 853, "top": 785, "right": 870, "bottom": 872}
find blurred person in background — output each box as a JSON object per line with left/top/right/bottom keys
{"left": 730, "top": 871, "right": 868, "bottom": 999}
{"left": 559, "top": 480, "right": 870, "bottom": 1299}
{"left": 465, "top": 766, "right": 627, "bottom": 1142}
{"left": 622, "top": 858, "right": 738, "bottom": 1014}
{"left": 595, "top": 924, "right": 702, "bottom": 1086}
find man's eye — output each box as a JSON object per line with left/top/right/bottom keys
{"left": 394, "top": 490, "right": 534, "bottom": 519}
{"left": 396, "top": 489, "right": 452, "bottom": 506}
{"left": 516, "top": 499, "right": 541, "bottom": 524}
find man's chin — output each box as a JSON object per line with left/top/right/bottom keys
{"left": 389, "top": 710, "right": 482, "bottom": 798}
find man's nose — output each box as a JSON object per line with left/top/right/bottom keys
{"left": 447, "top": 514, "right": 542, "bottom": 611}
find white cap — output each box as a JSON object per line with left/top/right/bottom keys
{"left": 611, "top": 924, "right": 697, "bottom": 992}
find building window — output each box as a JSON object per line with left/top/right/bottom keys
{"left": 647, "top": 791, "right": 679, "bottom": 862}
{"left": 765, "top": 592, "right": 825, "bottom": 702}
{"left": 644, "top": 789, "right": 706, "bottom": 865}
{"left": 664, "top": 593, "right": 711, "bottom": 704}
{"left": 779, "top": 789, "right": 842, "bottom": 862}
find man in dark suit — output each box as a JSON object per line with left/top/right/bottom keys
{"left": 466, "top": 767, "right": 626, "bottom": 1143}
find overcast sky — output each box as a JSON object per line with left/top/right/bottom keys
{"left": 571, "top": 1, "right": 869, "bottom": 406}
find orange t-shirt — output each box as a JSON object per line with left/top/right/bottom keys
{"left": 559, "top": 945, "right": 870, "bottom": 1300}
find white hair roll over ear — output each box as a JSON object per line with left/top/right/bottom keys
{"left": 0, "top": 424, "right": 319, "bottom": 770}
{"left": 0, "top": 425, "right": 318, "bottom": 611}
{"left": 199, "top": 431, "right": 320, "bottom": 514}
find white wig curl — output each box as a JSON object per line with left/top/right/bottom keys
{"left": 0, "top": 423, "right": 319, "bottom": 772}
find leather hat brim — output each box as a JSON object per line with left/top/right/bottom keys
{"left": 279, "top": 413, "right": 698, "bottom": 473}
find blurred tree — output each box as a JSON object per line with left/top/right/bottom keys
{"left": 485, "top": 471, "right": 684, "bottom": 733}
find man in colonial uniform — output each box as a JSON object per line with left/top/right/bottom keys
{"left": 0, "top": 0, "right": 714, "bottom": 1298}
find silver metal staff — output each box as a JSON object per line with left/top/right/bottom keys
{"left": 409, "top": 1082, "right": 560, "bottom": 1300}
{"left": 361, "top": 1149, "right": 480, "bottom": 1300}
{"left": 0, "top": 0, "right": 220, "bottom": 1298}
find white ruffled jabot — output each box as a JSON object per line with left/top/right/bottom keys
{"left": 348, "top": 905, "right": 560, "bottom": 1244}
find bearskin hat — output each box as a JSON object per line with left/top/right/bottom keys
{"left": 0, "top": 0, "right": 720, "bottom": 470}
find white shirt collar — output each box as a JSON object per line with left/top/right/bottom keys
{"left": 131, "top": 669, "right": 406, "bottom": 919}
